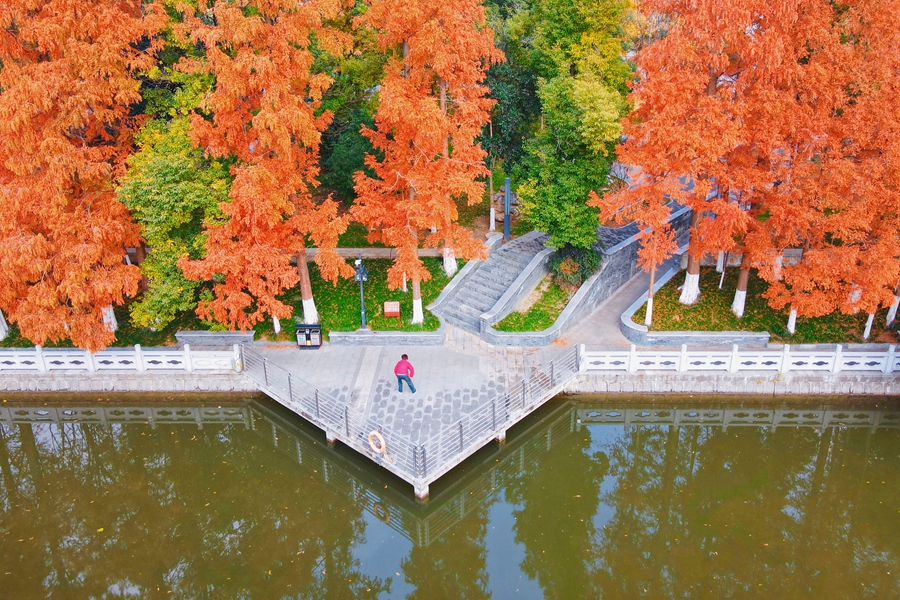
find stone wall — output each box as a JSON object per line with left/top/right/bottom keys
{"left": 328, "top": 328, "right": 445, "bottom": 346}
{"left": 565, "top": 371, "right": 900, "bottom": 396}
{"left": 0, "top": 371, "right": 258, "bottom": 393}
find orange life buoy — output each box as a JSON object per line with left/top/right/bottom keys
{"left": 368, "top": 430, "right": 386, "bottom": 455}
{"left": 373, "top": 502, "right": 390, "bottom": 523}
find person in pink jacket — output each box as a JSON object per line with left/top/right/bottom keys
{"left": 394, "top": 354, "right": 416, "bottom": 393}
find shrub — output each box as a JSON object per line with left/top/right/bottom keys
{"left": 548, "top": 245, "right": 601, "bottom": 290}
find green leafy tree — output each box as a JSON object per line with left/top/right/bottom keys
{"left": 118, "top": 118, "right": 229, "bottom": 329}
{"left": 514, "top": 0, "right": 631, "bottom": 251}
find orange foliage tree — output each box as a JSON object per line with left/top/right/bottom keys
{"left": 177, "top": 0, "right": 353, "bottom": 331}
{"left": 0, "top": 0, "right": 165, "bottom": 351}
{"left": 354, "top": 0, "right": 503, "bottom": 323}
{"left": 594, "top": 0, "right": 900, "bottom": 336}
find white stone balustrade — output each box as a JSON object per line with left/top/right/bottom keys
{"left": 0, "top": 344, "right": 241, "bottom": 373}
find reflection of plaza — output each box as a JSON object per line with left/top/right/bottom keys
{"left": 2, "top": 395, "right": 900, "bottom": 598}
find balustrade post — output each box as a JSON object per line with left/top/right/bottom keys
{"left": 780, "top": 344, "right": 791, "bottom": 374}
{"left": 678, "top": 344, "right": 688, "bottom": 373}
{"left": 35, "top": 345, "right": 46, "bottom": 373}
{"left": 628, "top": 344, "right": 638, "bottom": 373}
{"left": 492, "top": 397, "right": 497, "bottom": 430}
{"left": 458, "top": 421, "right": 464, "bottom": 451}
{"left": 134, "top": 344, "right": 145, "bottom": 372}
{"left": 729, "top": 344, "right": 739, "bottom": 373}
{"left": 315, "top": 389, "right": 320, "bottom": 419}
{"left": 885, "top": 344, "right": 896, "bottom": 374}
{"left": 577, "top": 344, "right": 585, "bottom": 371}
{"left": 288, "top": 373, "right": 294, "bottom": 403}
{"left": 184, "top": 343, "right": 193, "bottom": 373}
{"left": 831, "top": 344, "right": 843, "bottom": 374}
{"left": 343, "top": 406, "right": 349, "bottom": 436}
{"left": 550, "top": 361, "right": 555, "bottom": 386}
{"left": 85, "top": 348, "right": 96, "bottom": 373}
{"left": 521, "top": 379, "right": 527, "bottom": 408}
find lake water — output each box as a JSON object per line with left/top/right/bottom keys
{"left": 1, "top": 395, "right": 898, "bottom": 599}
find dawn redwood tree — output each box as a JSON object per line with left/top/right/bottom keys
{"left": 0, "top": 0, "right": 165, "bottom": 351}
{"left": 354, "top": 0, "right": 502, "bottom": 323}
{"left": 592, "top": 0, "right": 819, "bottom": 306}
{"left": 176, "top": 0, "right": 353, "bottom": 330}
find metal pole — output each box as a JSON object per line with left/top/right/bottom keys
{"left": 263, "top": 358, "right": 269, "bottom": 387}
{"left": 458, "top": 421, "right": 464, "bottom": 451}
{"left": 503, "top": 177, "right": 511, "bottom": 242}
{"left": 288, "top": 373, "right": 293, "bottom": 403}
{"left": 344, "top": 406, "right": 349, "bottom": 436}
{"left": 522, "top": 379, "right": 526, "bottom": 407}
{"left": 550, "top": 361, "right": 554, "bottom": 387}
{"left": 315, "top": 389, "right": 320, "bottom": 419}
{"left": 357, "top": 252, "right": 367, "bottom": 329}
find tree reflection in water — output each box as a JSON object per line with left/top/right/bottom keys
{"left": 0, "top": 398, "right": 898, "bottom": 599}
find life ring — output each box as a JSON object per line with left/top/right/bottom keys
{"left": 368, "top": 430, "right": 387, "bottom": 455}
{"left": 373, "top": 502, "right": 390, "bottom": 523}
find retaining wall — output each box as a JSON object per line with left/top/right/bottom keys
{"left": 565, "top": 371, "right": 899, "bottom": 396}
{"left": 0, "top": 371, "right": 258, "bottom": 393}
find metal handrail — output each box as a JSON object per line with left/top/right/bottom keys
{"left": 243, "top": 345, "right": 582, "bottom": 492}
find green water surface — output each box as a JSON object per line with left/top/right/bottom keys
{"left": 0, "top": 395, "right": 898, "bottom": 599}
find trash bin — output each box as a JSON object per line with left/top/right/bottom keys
{"left": 295, "top": 323, "right": 322, "bottom": 349}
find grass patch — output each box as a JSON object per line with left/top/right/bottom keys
{"left": 337, "top": 222, "right": 385, "bottom": 248}
{"left": 455, "top": 194, "right": 489, "bottom": 228}
{"left": 494, "top": 278, "right": 573, "bottom": 332}
{"left": 634, "top": 267, "right": 899, "bottom": 344}
{"left": 0, "top": 257, "right": 457, "bottom": 348}
{"left": 255, "top": 257, "right": 454, "bottom": 342}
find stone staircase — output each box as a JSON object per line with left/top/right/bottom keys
{"left": 433, "top": 231, "right": 549, "bottom": 335}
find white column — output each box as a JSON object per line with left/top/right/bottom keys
{"left": 831, "top": 344, "right": 843, "bottom": 374}
{"left": 644, "top": 297, "right": 653, "bottom": 326}
{"left": 729, "top": 344, "right": 740, "bottom": 373}
{"left": 134, "top": 344, "right": 145, "bottom": 372}
{"left": 863, "top": 313, "right": 874, "bottom": 340}
{"left": 412, "top": 298, "right": 424, "bottom": 324}
{"left": 443, "top": 248, "right": 458, "bottom": 276}
{"left": 489, "top": 206, "right": 496, "bottom": 231}
{"left": 678, "top": 344, "right": 688, "bottom": 373}
{"left": 731, "top": 289, "right": 747, "bottom": 318}
{"left": 301, "top": 298, "right": 318, "bottom": 324}
{"left": 886, "top": 295, "right": 899, "bottom": 326}
{"left": 102, "top": 306, "right": 118, "bottom": 332}
{"left": 679, "top": 271, "right": 700, "bottom": 305}
{"left": 628, "top": 344, "right": 638, "bottom": 373}
{"left": 184, "top": 343, "right": 193, "bottom": 373}
{"left": 786, "top": 308, "right": 797, "bottom": 335}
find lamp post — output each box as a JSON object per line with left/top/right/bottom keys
{"left": 354, "top": 253, "right": 369, "bottom": 329}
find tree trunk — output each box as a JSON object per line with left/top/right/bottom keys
{"left": 443, "top": 248, "right": 458, "bottom": 276}
{"left": 296, "top": 247, "right": 318, "bottom": 324}
{"left": 787, "top": 307, "right": 798, "bottom": 335}
{"left": 887, "top": 295, "right": 900, "bottom": 326}
{"left": 644, "top": 268, "right": 655, "bottom": 326}
{"left": 102, "top": 306, "right": 118, "bottom": 332}
{"left": 134, "top": 243, "right": 149, "bottom": 292}
{"left": 272, "top": 315, "right": 281, "bottom": 335}
{"left": 402, "top": 272, "right": 408, "bottom": 293}
{"left": 732, "top": 265, "right": 750, "bottom": 318}
{"left": 863, "top": 313, "right": 874, "bottom": 340}
{"left": 411, "top": 275, "right": 424, "bottom": 324}
{"left": 679, "top": 211, "right": 702, "bottom": 305}
{"left": 0, "top": 308, "right": 8, "bottom": 341}
{"left": 715, "top": 250, "right": 725, "bottom": 273}
{"left": 774, "top": 253, "right": 784, "bottom": 281}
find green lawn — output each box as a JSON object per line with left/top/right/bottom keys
{"left": 337, "top": 222, "right": 385, "bottom": 248}
{"left": 494, "top": 278, "right": 573, "bottom": 332}
{"left": 634, "top": 267, "right": 899, "bottom": 344}
{"left": 0, "top": 257, "right": 456, "bottom": 348}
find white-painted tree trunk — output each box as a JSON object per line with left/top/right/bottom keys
{"left": 731, "top": 289, "right": 747, "bottom": 318}
{"left": 715, "top": 251, "right": 725, "bottom": 273}
{"left": 787, "top": 308, "right": 797, "bottom": 334}
{"left": 412, "top": 298, "right": 424, "bottom": 324}
{"left": 774, "top": 255, "right": 784, "bottom": 281}
{"left": 644, "top": 297, "right": 653, "bottom": 327}
{"left": 0, "top": 308, "right": 8, "bottom": 341}
{"left": 301, "top": 297, "right": 318, "bottom": 324}
{"left": 863, "top": 312, "right": 875, "bottom": 340}
{"left": 443, "top": 248, "right": 458, "bottom": 276}
{"left": 272, "top": 315, "right": 281, "bottom": 335}
{"left": 401, "top": 273, "right": 408, "bottom": 293}
{"left": 489, "top": 206, "right": 495, "bottom": 231}
{"left": 887, "top": 295, "right": 900, "bottom": 326}
{"left": 679, "top": 271, "right": 701, "bottom": 305}
{"left": 102, "top": 306, "right": 118, "bottom": 332}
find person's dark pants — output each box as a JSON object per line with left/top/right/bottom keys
{"left": 397, "top": 375, "right": 416, "bottom": 393}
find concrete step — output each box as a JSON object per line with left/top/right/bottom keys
{"left": 442, "top": 311, "right": 480, "bottom": 333}
{"left": 455, "top": 291, "right": 494, "bottom": 312}
{"left": 466, "top": 274, "right": 510, "bottom": 295}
